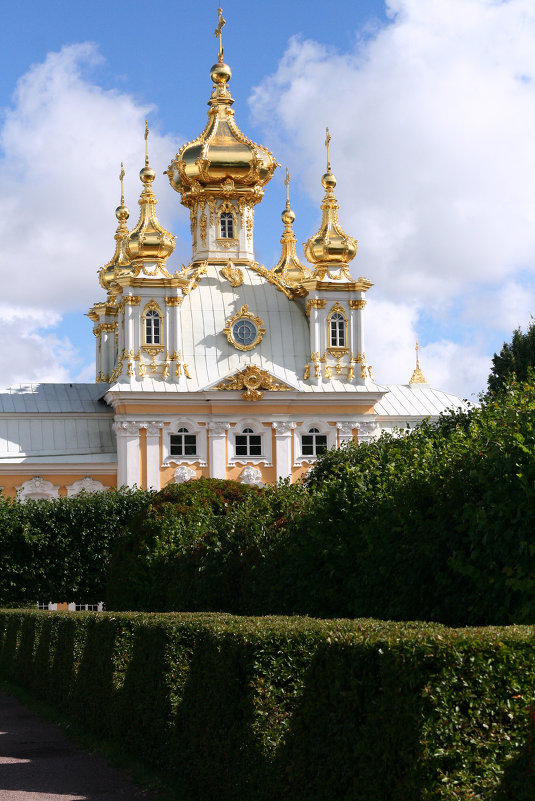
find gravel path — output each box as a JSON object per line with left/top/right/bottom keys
{"left": 0, "top": 691, "right": 160, "bottom": 801}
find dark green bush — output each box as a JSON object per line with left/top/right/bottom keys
{"left": 1, "top": 609, "right": 535, "bottom": 800}
{"left": 0, "top": 488, "right": 150, "bottom": 605}
{"left": 106, "top": 478, "right": 307, "bottom": 613}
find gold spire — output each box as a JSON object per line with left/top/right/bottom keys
{"left": 99, "top": 162, "right": 132, "bottom": 289}
{"left": 409, "top": 341, "right": 427, "bottom": 385}
{"left": 215, "top": 7, "right": 226, "bottom": 63}
{"left": 166, "top": 9, "right": 276, "bottom": 208}
{"left": 304, "top": 127, "right": 357, "bottom": 278}
{"left": 126, "top": 123, "right": 175, "bottom": 266}
{"left": 273, "top": 168, "right": 312, "bottom": 285}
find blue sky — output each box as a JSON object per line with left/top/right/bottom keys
{"left": 1, "top": 0, "right": 534, "bottom": 398}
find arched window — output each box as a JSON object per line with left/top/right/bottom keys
{"left": 220, "top": 212, "right": 234, "bottom": 239}
{"left": 329, "top": 312, "right": 346, "bottom": 347}
{"left": 301, "top": 427, "right": 328, "bottom": 457}
{"left": 145, "top": 309, "right": 161, "bottom": 345}
{"left": 170, "top": 426, "right": 197, "bottom": 457}
{"left": 235, "top": 427, "right": 262, "bottom": 457}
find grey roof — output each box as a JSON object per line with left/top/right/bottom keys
{"left": 0, "top": 383, "right": 111, "bottom": 414}
{"left": 375, "top": 384, "right": 473, "bottom": 419}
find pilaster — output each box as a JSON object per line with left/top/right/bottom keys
{"left": 272, "top": 422, "right": 296, "bottom": 481}
{"left": 208, "top": 421, "right": 230, "bottom": 479}
{"left": 114, "top": 421, "right": 142, "bottom": 487}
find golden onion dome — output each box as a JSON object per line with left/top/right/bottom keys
{"left": 99, "top": 163, "right": 132, "bottom": 290}
{"left": 166, "top": 11, "right": 276, "bottom": 204}
{"left": 273, "top": 168, "right": 313, "bottom": 286}
{"left": 126, "top": 123, "right": 175, "bottom": 265}
{"left": 304, "top": 128, "right": 357, "bottom": 272}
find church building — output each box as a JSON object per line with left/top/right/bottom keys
{"left": 0, "top": 13, "right": 469, "bottom": 500}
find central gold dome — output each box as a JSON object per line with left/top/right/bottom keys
{"left": 167, "top": 61, "right": 277, "bottom": 205}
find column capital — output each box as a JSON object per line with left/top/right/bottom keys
{"left": 337, "top": 421, "right": 359, "bottom": 437}
{"left": 113, "top": 421, "right": 141, "bottom": 437}
{"left": 142, "top": 421, "right": 165, "bottom": 436}
{"left": 272, "top": 421, "right": 296, "bottom": 436}
{"left": 208, "top": 421, "right": 231, "bottom": 436}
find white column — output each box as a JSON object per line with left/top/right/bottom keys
{"left": 337, "top": 421, "right": 357, "bottom": 447}
{"left": 358, "top": 420, "right": 381, "bottom": 444}
{"left": 272, "top": 422, "right": 296, "bottom": 482}
{"left": 144, "top": 422, "right": 164, "bottom": 490}
{"left": 114, "top": 422, "right": 141, "bottom": 487}
{"left": 208, "top": 422, "right": 230, "bottom": 479}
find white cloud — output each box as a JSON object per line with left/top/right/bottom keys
{"left": 0, "top": 43, "right": 187, "bottom": 385}
{"left": 250, "top": 0, "right": 535, "bottom": 396}
{"left": 0, "top": 43, "right": 185, "bottom": 313}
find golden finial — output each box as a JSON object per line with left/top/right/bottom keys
{"left": 119, "top": 162, "right": 125, "bottom": 206}
{"left": 144, "top": 120, "right": 149, "bottom": 167}
{"left": 325, "top": 127, "right": 331, "bottom": 173}
{"left": 284, "top": 167, "right": 291, "bottom": 209}
{"left": 409, "top": 340, "right": 427, "bottom": 385}
{"left": 215, "top": 7, "right": 226, "bottom": 63}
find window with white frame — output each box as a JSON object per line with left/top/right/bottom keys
{"left": 145, "top": 309, "right": 161, "bottom": 345}
{"left": 170, "top": 427, "right": 197, "bottom": 457}
{"left": 235, "top": 427, "right": 262, "bottom": 457}
{"left": 301, "top": 427, "right": 328, "bottom": 457}
{"left": 329, "top": 312, "right": 346, "bottom": 347}
{"left": 220, "top": 212, "right": 234, "bottom": 239}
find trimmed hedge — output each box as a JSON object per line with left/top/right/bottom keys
{"left": 0, "top": 488, "right": 150, "bottom": 605}
{"left": 1, "top": 609, "right": 535, "bottom": 799}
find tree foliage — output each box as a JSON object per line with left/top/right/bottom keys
{"left": 488, "top": 318, "right": 535, "bottom": 394}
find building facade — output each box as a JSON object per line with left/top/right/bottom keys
{"left": 0, "top": 23, "right": 469, "bottom": 500}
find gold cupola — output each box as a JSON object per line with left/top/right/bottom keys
{"left": 304, "top": 128, "right": 357, "bottom": 278}
{"left": 99, "top": 163, "right": 132, "bottom": 290}
{"left": 166, "top": 8, "right": 277, "bottom": 207}
{"left": 126, "top": 122, "right": 175, "bottom": 267}
{"left": 273, "top": 168, "right": 312, "bottom": 285}
{"left": 409, "top": 342, "right": 427, "bottom": 385}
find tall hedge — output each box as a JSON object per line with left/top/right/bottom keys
{"left": 0, "top": 488, "right": 149, "bottom": 605}
{"left": 1, "top": 609, "right": 535, "bottom": 800}
{"left": 107, "top": 378, "right": 535, "bottom": 625}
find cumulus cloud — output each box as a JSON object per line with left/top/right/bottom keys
{"left": 250, "top": 0, "right": 535, "bottom": 396}
{"left": 0, "top": 43, "right": 186, "bottom": 385}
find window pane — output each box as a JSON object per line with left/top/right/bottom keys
{"left": 315, "top": 436, "right": 328, "bottom": 454}
{"left": 170, "top": 435, "right": 183, "bottom": 455}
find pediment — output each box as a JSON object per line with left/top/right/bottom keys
{"left": 209, "top": 365, "right": 294, "bottom": 401}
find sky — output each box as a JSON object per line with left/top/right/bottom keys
{"left": 1, "top": 0, "right": 534, "bottom": 400}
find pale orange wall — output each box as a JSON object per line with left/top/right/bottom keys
{"left": 227, "top": 463, "right": 277, "bottom": 485}
{"left": 114, "top": 402, "right": 375, "bottom": 416}
{"left": 0, "top": 474, "right": 117, "bottom": 499}
{"left": 160, "top": 462, "right": 209, "bottom": 488}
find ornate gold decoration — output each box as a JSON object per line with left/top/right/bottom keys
{"left": 348, "top": 365, "right": 354, "bottom": 381}
{"left": 246, "top": 206, "right": 254, "bottom": 242}
{"left": 220, "top": 261, "right": 243, "bottom": 287}
{"left": 98, "top": 163, "right": 132, "bottom": 290}
{"left": 180, "top": 260, "right": 208, "bottom": 295}
{"left": 223, "top": 305, "right": 266, "bottom": 351}
{"left": 165, "top": 296, "right": 182, "bottom": 306}
{"left": 124, "top": 295, "right": 141, "bottom": 305}
{"left": 216, "top": 365, "right": 291, "bottom": 401}
{"left": 305, "top": 298, "right": 327, "bottom": 316}
{"left": 304, "top": 128, "right": 357, "bottom": 278}
{"left": 409, "top": 341, "right": 427, "bottom": 385}
{"left": 166, "top": 17, "right": 277, "bottom": 210}
{"left": 126, "top": 122, "right": 175, "bottom": 267}
{"left": 273, "top": 167, "right": 313, "bottom": 287}
{"left": 349, "top": 299, "right": 367, "bottom": 309}
{"left": 249, "top": 261, "right": 300, "bottom": 300}
{"left": 303, "top": 364, "right": 310, "bottom": 380}
{"left": 215, "top": 6, "right": 226, "bottom": 63}
{"left": 199, "top": 211, "right": 207, "bottom": 245}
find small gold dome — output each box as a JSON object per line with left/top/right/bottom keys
{"left": 115, "top": 203, "right": 129, "bottom": 222}
{"left": 127, "top": 125, "right": 175, "bottom": 265}
{"left": 273, "top": 167, "right": 312, "bottom": 286}
{"left": 304, "top": 129, "right": 357, "bottom": 272}
{"left": 99, "top": 165, "right": 132, "bottom": 290}
{"left": 210, "top": 61, "right": 231, "bottom": 84}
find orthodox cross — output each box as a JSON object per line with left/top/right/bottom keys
{"left": 325, "top": 126, "right": 331, "bottom": 172}
{"left": 215, "top": 7, "right": 226, "bottom": 63}
{"left": 415, "top": 341, "right": 420, "bottom": 369}
{"left": 144, "top": 120, "right": 149, "bottom": 166}
{"left": 119, "top": 162, "right": 125, "bottom": 206}
{"left": 284, "top": 167, "right": 290, "bottom": 208}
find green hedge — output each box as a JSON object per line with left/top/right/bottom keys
{"left": 1, "top": 609, "right": 535, "bottom": 799}
{"left": 0, "top": 488, "right": 150, "bottom": 605}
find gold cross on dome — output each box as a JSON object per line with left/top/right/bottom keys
{"left": 325, "top": 126, "right": 331, "bottom": 172}
{"left": 416, "top": 340, "right": 420, "bottom": 368}
{"left": 119, "top": 162, "right": 125, "bottom": 205}
{"left": 284, "top": 167, "right": 290, "bottom": 207}
{"left": 144, "top": 119, "right": 149, "bottom": 165}
{"left": 215, "top": 7, "right": 226, "bottom": 63}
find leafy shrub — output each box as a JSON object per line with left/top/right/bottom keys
{"left": 1, "top": 609, "right": 535, "bottom": 800}
{"left": 0, "top": 488, "right": 150, "bottom": 605}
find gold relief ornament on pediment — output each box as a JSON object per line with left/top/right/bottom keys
{"left": 223, "top": 305, "right": 266, "bottom": 351}
{"left": 220, "top": 261, "right": 243, "bottom": 287}
{"left": 216, "top": 365, "right": 292, "bottom": 402}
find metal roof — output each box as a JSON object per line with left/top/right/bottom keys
{"left": 375, "top": 384, "right": 473, "bottom": 419}
{"left": 0, "top": 383, "right": 110, "bottom": 414}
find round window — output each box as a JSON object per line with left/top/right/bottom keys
{"left": 232, "top": 319, "right": 258, "bottom": 347}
